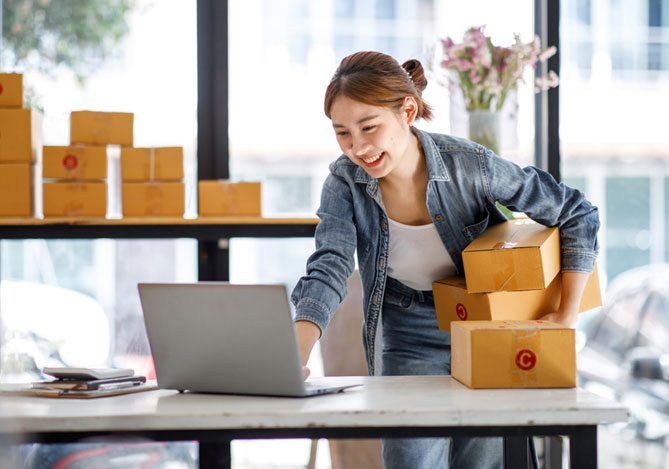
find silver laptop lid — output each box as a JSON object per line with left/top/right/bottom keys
{"left": 139, "top": 283, "right": 307, "bottom": 396}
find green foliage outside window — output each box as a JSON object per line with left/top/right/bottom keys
{"left": 1, "top": 0, "right": 134, "bottom": 85}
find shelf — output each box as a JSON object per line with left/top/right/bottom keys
{"left": 0, "top": 217, "right": 319, "bottom": 240}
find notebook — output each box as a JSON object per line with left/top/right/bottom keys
{"left": 138, "top": 282, "right": 362, "bottom": 397}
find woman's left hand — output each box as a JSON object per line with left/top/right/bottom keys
{"left": 539, "top": 305, "right": 578, "bottom": 327}
{"left": 539, "top": 271, "right": 590, "bottom": 327}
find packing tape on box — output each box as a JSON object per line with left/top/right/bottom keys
{"left": 63, "top": 202, "right": 84, "bottom": 216}
{"left": 492, "top": 241, "right": 518, "bottom": 249}
{"left": 149, "top": 147, "right": 156, "bottom": 181}
{"left": 510, "top": 327, "right": 540, "bottom": 387}
{"left": 492, "top": 248, "right": 516, "bottom": 291}
{"left": 218, "top": 181, "right": 240, "bottom": 215}
{"left": 91, "top": 128, "right": 110, "bottom": 144}
{"left": 145, "top": 182, "right": 162, "bottom": 215}
{"left": 63, "top": 183, "right": 86, "bottom": 216}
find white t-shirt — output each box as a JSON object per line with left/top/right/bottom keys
{"left": 387, "top": 218, "right": 457, "bottom": 291}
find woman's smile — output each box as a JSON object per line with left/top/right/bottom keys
{"left": 362, "top": 152, "right": 385, "bottom": 166}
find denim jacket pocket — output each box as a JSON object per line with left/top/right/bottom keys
{"left": 382, "top": 287, "right": 415, "bottom": 313}
{"left": 462, "top": 212, "right": 490, "bottom": 242}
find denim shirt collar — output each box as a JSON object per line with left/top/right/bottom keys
{"left": 415, "top": 127, "right": 451, "bottom": 182}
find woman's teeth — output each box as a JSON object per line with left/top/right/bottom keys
{"left": 363, "top": 152, "right": 383, "bottom": 164}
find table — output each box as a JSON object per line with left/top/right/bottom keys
{"left": 0, "top": 376, "right": 628, "bottom": 468}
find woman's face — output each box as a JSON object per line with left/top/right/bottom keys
{"left": 329, "top": 95, "right": 416, "bottom": 179}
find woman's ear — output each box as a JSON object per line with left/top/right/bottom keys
{"left": 402, "top": 97, "right": 418, "bottom": 125}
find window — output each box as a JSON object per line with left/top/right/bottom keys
{"left": 606, "top": 177, "right": 651, "bottom": 281}
{"left": 561, "top": 0, "right": 669, "bottom": 287}
{"left": 1, "top": 0, "right": 198, "bottom": 381}
{"left": 226, "top": 2, "right": 536, "bottom": 464}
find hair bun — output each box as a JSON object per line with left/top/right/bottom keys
{"left": 402, "top": 59, "right": 428, "bottom": 93}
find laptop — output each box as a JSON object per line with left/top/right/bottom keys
{"left": 138, "top": 282, "right": 362, "bottom": 397}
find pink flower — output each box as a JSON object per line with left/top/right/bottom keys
{"left": 438, "top": 26, "right": 559, "bottom": 110}
{"left": 538, "top": 46, "right": 557, "bottom": 62}
{"left": 457, "top": 60, "right": 472, "bottom": 72}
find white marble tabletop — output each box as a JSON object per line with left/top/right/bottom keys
{"left": 0, "top": 376, "right": 629, "bottom": 435}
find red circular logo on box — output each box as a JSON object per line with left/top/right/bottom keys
{"left": 455, "top": 303, "right": 467, "bottom": 320}
{"left": 515, "top": 349, "right": 537, "bottom": 370}
{"left": 0, "top": 84, "right": 4, "bottom": 95}
{"left": 63, "top": 154, "right": 78, "bottom": 170}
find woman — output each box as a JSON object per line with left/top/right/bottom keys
{"left": 290, "top": 51, "right": 599, "bottom": 468}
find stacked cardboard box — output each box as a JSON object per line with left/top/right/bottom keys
{"left": 70, "top": 111, "right": 133, "bottom": 146}
{"left": 121, "top": 147, "right": 184, "bottom": 216}
{"left": 40, "top": 111, "right": 131, "bottom": 217}
{"left": 432, "top": 219, "right": 602, "bottom": 388}
{"left": 0, "top": 73, "right": 43, "bottom": 217}
{"left": 42, "top": 145, "right": 108, "bottom": 217}
{"left": 450, "top": 320, "right": 576, "bottom": 388}
{"left": 198, "top": 181, "right": 261, "bottom": 217}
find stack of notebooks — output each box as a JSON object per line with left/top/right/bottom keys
{"left": 22, "top": 367, "right": 155, "bottom": 398}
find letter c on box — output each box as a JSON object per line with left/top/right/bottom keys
{"left": 63, "top": 154, "right": 78, "bottom": 170}
{"left": 515, "top": 349, "right": 536, "bottom": 370}
{"left": 455, "top": 303, "right": 467, "bottom": 320}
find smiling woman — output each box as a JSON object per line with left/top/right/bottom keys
{"left": 290, "top": 49, "right": 600, "bottom": 469}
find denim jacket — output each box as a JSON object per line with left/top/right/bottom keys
{"left": 291, "top": 128, "right": 599, "bottom": 375}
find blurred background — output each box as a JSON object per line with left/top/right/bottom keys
{"left": 1, "top": 0, "right": 668, "bottom": 467}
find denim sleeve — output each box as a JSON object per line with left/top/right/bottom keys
{"left": 290, "top": 173, "right": 357, "bottom": 335}
{"left": 480, "top": 149, "right": 600, "bottom": 273}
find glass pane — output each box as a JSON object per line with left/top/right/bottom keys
{"left": 562, "top": 1, "right": 669, "bottom": 465}
{"left": 561, "top": 0, "right": 669, "bottom": 282}
{"left": 666, "top": 176, "right": 669, "bottom": 262}
{"left": 0, "top": 0, "right": 197, "bottom": 383}
{"left": 227, "top": 2, "right": 535, "bottom": 465}
{"left": 229, "top": 0, "right": 536, "bottom": 222}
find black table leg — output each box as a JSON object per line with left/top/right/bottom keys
{"left": 504, "top": 435, "right": 530, "bottom": 469}
{"left": 569, "top": 426, "right": 597, "bottom": 469}
{"left": 199, "top": 440, "right": 231, "bottom": 469}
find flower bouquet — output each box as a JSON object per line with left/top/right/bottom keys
{"left": 440, "top": 26, "right": 559, "bottom": 112}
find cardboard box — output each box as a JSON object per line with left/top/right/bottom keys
{"left": 0, "top": 73, "right": 23, "bottom": 108}
{"left": 462, "top": 219, "right": 560, "bottom": 293}
{"left": 43, "top": 182, "right": 107, "bottom": 217}
{"left": 70, "top": 111, "right": 133, "bottom": 146}
{"left": 198, "top": 181, "right": 261, "bottom": 216}
{"left": 0, "top": 163, "right": 32, "bottom": 216}
{"left": 120, "top": 147, "right": 183, "bottom": 181}
{"left": 122, "top": 182, "right": 184, "bottom": 216}
{"left": 0, "top": 109, "right": 43, "bottom": 163}
{"left": 434, "top": 265, "right": 602, "bottom": 332}
{"left": 43, "top": 145, "right": 107, "bottom": 180}
{"left": 451, "top": 320, "right": 576, "bottom": 389}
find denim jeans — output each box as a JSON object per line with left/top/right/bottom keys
{"left": 381, "top": 277, "right": 503, "bottom": 469}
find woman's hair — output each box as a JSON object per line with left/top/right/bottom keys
{"left": 324, "top": 51, "right": 433, "bottom": 121}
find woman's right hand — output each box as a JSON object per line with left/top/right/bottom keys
{"left": 295, "top": 320, "right": 321, "bottom": 381}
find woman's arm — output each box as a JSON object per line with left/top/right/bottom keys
{"left": 291, "top": 171, "right": 358, "bottom": 369}
{"left": 480, "top": 150, "right": 599, "bottom": 325}
{"left": 540, "top": 271, "right": 589, "bottom": 326}
{"left": 295, "top": 320, "right": 322, "bottom": 379}
{"left": 482, "top": 149, "right": 600, "bottom": 275}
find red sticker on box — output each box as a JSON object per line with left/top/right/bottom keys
{"left": 63, "top": 154, "right": 78, "bottom": 170}
{"left": 0, "top": 84, "right": 3, "bottom": 95}
{"left": 455, "top": 303, "right": 467, "bottom": 320}
{"left": 515, "top": 349, "right": 537, "bottom": 370}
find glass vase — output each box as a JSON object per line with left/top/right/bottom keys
{"left": 468, "top": 109, "right": 501, "bottom": 155}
